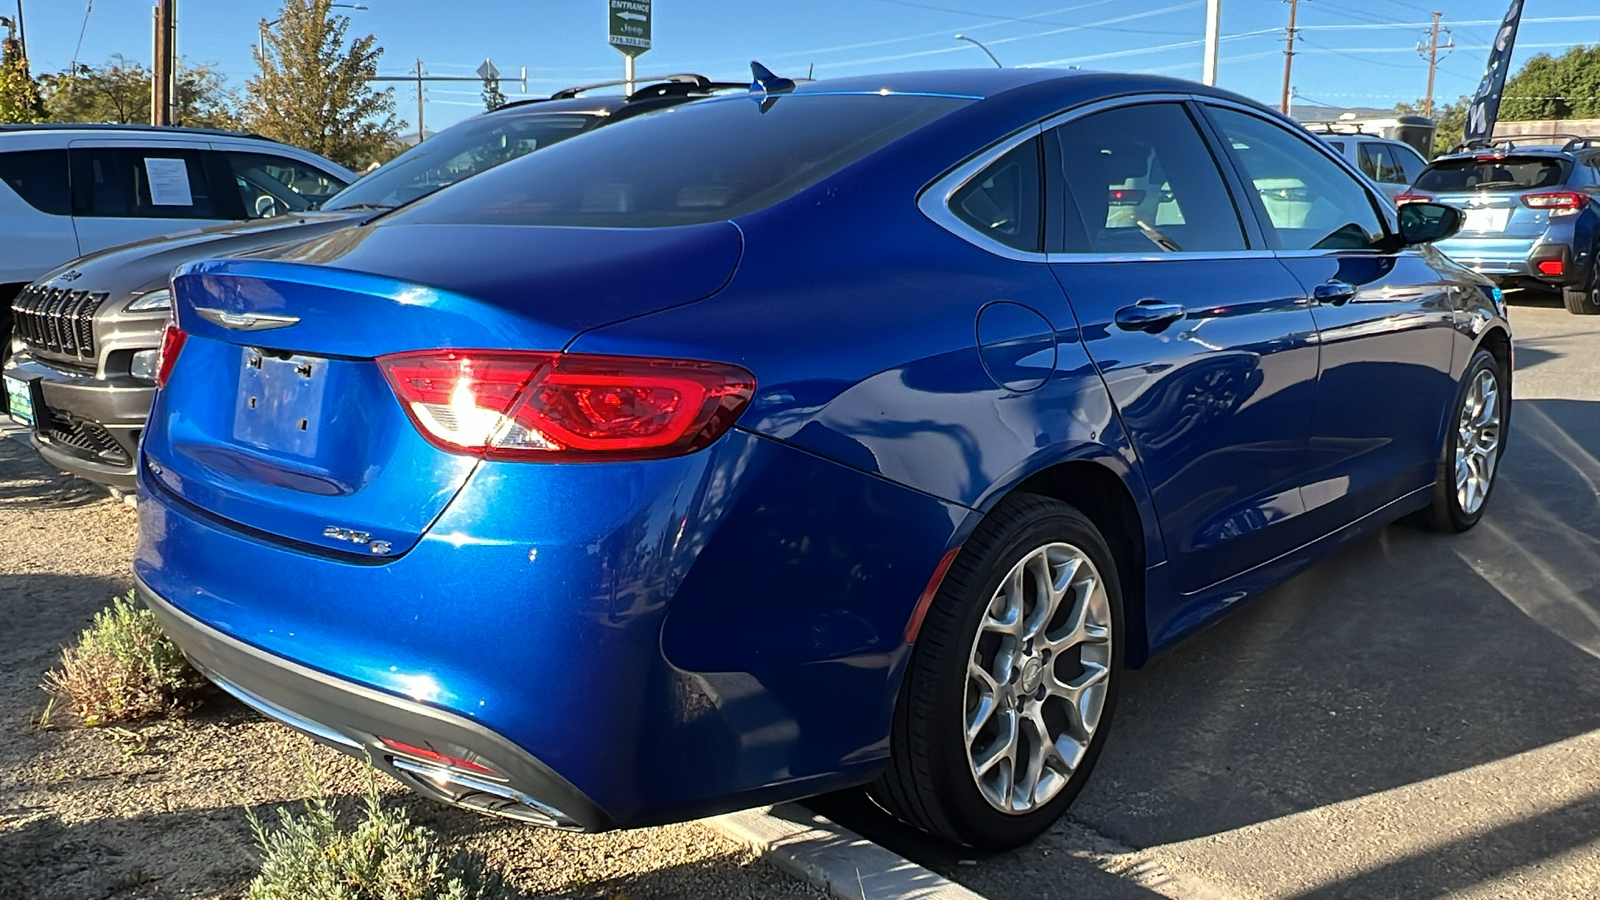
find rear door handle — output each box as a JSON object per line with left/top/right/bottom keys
{"left": 1313, "top": 281, "right": 1358, "bottom": 305}
{"left": 1114, "top": 299, "right": 1187, "bottom": 332}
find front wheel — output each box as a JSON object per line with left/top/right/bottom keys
{"left": 1418, "top": 348, "right": 1506, "bottom": 532}
{"left": 871, "top": 495, "right": 1123, "bottom": 849}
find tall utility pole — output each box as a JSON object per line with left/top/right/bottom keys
{"left": 415, "top": 59, "right": 424, "bottom": 144}
{"left": 1280, "top": 0, "right": 1301, "bottom": 114}
{"left": 14, "top": 0, "right": 25, "bottom": 59}
{"left": 1419, "top": 11, "right": 1453, "bottom": 119}
{"left": 1202, "top": 0, "right": 1221, "bottom": 86}
{"left": 151, "top": 0, "right": 175, "bottom": 125}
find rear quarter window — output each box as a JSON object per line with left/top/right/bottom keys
{"left": 1415, "top": 156, "right": 1571, "bottom": 192}
{"left": 0, "top": 149, "right": 70, "bottom": 215}
{"left": 391, "top": 93, "right": 972, "bottom": 228}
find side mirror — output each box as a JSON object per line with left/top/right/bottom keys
{"left": 1398, "top": 201, "right": 1464, "bottom": 246}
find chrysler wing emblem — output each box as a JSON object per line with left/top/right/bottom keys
{"left": 194, "top": 307, "right": 300, "bottom": 331}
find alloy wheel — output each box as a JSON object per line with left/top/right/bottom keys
{"left": 1455, "top": 367, "right": 1501, "bottom": 515}
{"left": 964, "top": 542, "right": 1111, "bottom": 815}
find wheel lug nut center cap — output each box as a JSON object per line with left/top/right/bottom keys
{"left": 1019, "top": 658, "right": 1045, "bottom": 694}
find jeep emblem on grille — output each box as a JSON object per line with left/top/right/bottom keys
{"left": 58, "top": 269, "right": 83, "bottom": 283}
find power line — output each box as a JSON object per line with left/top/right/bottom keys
{"left": 1296, "top": 35, "right": 1419, "bottom": 71}
{"left": 70, "top": 0, "right": 92, "bottom": 71}
{"left": 808, "top": 1, "right": 1202, "bottom": 72}
{"left": 861, "top": 0, "right": 1197, "bottom": 36}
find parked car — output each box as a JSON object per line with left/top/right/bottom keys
{"left": 1, "top": 77, "right": 737, "bottom": 489}
{"left": 129, "top": 68, "right": 1507, "bottom": 851}
{"left": 1399, "top": 135, "right": 1600, "bottom": 314}
{"left": 0, "top": 124, "right": 357, "bottom": 363}
{"left": 1309, "top": 128, "right": 1431, "bottom": 202}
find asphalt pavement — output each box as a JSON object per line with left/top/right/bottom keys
{"left": 817, "top": 293, "right": 1600, "bottom": 900}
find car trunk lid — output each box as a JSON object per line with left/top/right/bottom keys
{"left": 141, "top": 222, "right": 741, "bottom": 558}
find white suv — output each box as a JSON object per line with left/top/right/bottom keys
{"left": 0, "top": 124, "right": 355, "bottom": 356}
{"left": 1310, "top": 131, "right": 1431, "bottom": 202}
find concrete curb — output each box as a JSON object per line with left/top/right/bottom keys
{"left": 710, "top": 803, "right": 989, "bottom": 900}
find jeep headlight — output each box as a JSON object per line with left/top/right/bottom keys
{"left": 126, "top": 289, "right": 171, "bottom": 312}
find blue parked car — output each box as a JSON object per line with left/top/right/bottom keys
{"left": 1403, "top": 136, "right": 1600, "bottom": 315}
{"left": 131, "top": 68, "right": 1508, "bottom": 850}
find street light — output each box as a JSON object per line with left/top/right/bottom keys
{"left": 259, "top": 3, "right": 367, "bottom": 59}
{"left": 954, "top": 34, "right": 1002, "bottom": 68}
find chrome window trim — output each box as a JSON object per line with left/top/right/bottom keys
{"left": 918, "top": 91, "right": 1401, "bottom": 264}
{"left": 917, "top": 123, "right": 1047, "bottom": 263}
{"left": 1052, "top": 249, "right": 1280, "bottom": 264}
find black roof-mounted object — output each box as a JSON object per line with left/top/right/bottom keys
{"left": 548, "top": 74, "right": 717, "bottom": 101}
{"left": 749, "top": 61, "right": 797, "bottom": 113}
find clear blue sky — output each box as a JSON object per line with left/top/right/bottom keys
{"left": 14, "top": 0, "right": 1600, "bottom": 133}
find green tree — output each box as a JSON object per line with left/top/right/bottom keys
{"left": 247, "top": 0, "right": 401, "bottom": 170}
{"left": 0, "top": 36, "right": 46, "bottom": 123}
{"left": 1499, "top": 44, "right": 1600, "bottom": 121}
{"left": 40, "top": 56, "right": 241, "bottom": 128}
{"left": 482, "top": 76, "right": 506, "bottom": 111}
{"left": 1396, "top": 95, "right": 1470, "bottom": 156}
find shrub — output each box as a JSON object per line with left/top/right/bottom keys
{"left": 43, "top": 592, "right": 208, "bottom": 726}
{"left": 247, "top": 773, "right": 517, "bottom": 900}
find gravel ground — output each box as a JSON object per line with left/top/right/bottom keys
{"left": 0, "top": 435, "right": 823, "bottom": 900}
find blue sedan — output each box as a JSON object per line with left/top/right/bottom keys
{"left": 133, "top": 67, "right": 1508, "bottom": 850}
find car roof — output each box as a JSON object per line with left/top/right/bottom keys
{"left": 0, "top": 123, "right": 278, "bottom": 141}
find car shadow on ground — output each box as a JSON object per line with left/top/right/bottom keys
{"left": 823, "top": 399, "right": 1600, "bottom": 898}
{"left": 1053, "top": 398, "right": 1600, "bottom": 880}
{"left": 0, "top": 437, "right": 107, "bottom": 510}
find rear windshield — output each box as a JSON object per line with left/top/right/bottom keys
{"left": 324, "top": 111, "right": 601, "bottom": 211}
{"left": 1414, "top": 156, "right": 1571, "bottom": 193}
{"left": 388, "top": 93, "right": 972, "bottom": 228}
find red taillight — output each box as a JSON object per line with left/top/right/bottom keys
{"left": 1394, "top": 193, "right": 1433, "bottom": 205}
{"left": 378, "top": 350, "right": 756, "bottom": 462}
{"left": 1108, "top": 188, "right": 1146, "bottom": 204}
{"left": 155, "top": 322, "right": 187, "bottom": 388}
{"left": 1522, "top": 191, "right": 1586, "bottom": 215}
{"left": 377, "top": 737, "right": 501, "bottom": 778}
{"left": 1537, "top": 259, "right": 1566, "bottom": 276}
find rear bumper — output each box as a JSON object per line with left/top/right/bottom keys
{"left": 137, "top": 576, "right": 609, "bottom": 831}
{"left": 3, "top": 349, "right": 149, "bottom": 489}
{"left": 133, "top": 428, "right": 962, "bottom": 827}
{"left": 1437, "top": 237, "right": 1586, "bottom": 288}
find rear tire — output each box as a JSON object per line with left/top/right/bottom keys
{"left": 1562, "top": 265, "right": 1600, "bottom": 315}
{"left": 871, "top": 494, "right": 1123, "bottom": 850}
{"left": 1417, "top": 349, "right": 1505, "bottom": 532}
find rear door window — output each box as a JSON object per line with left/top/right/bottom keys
{"left": 1048, "top": 102, "right": 1247, "bottom": 254}
{"left": 224, "top": 152, "right": 349, "bottom": 217}
{"left": 950, "top": 138, "right": 1042, "bottom": 253}
{"left": 69, "top": 147, "right": 218, "bottom": 219}
{"left": 1414, "top": 156, "right": 1571, "bottom": 193}
{"left": 1391, "top": 143, "right": 1429, "bottom": 183}
{"left": 0, "top": 148, "right": 70, "bottom": 215}
{"left": 1206, "top": 106, "right": 1388, "bottom": 252}
{"left": 1358, "top": 143, "right": 1406, "bottom": 184}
